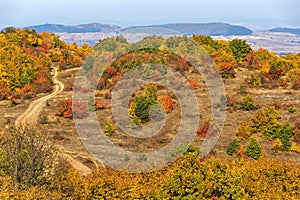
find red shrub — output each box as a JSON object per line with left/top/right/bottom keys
{"left": 228, "top": 97, "right": 236, "bottom": 107}
{"left": 293, "top": 131, "right": 300, "bottom": 144}
{"left": 72, "top": 100, "right": 89, "bottom": 119}
{"left": 188, "top": 79, "right": 198, "bottom": 89}
{"left": 197, "top": 123, "right": 209, "bottom": 140}
{"left": 260, "top": 70, "right": 284, "bottom": 89}
{"left": 95, "top": 100, "right": 105, "bottom": 110}
{"left": 58, "top": 98, "right": 89, "bottom": 119}
{"left": 158, "top": 96, "right": 173, "bottom": 112}
{"left": 218, "top": 61, "right": 236, "bottom": 78}
{"left": 34, "top": 82, "right": 52, "bottom": 94}
{"left": 197, "top": 123, "right": 217, "bottom": 140}
{"left": 58, "top": 99, "right": 73, "bottom": 119}
{"left": 0, "top": 81, "right": 10, "bottom": 100}
{"left": 292, "top": 75, "right": 300, "bottom": 90}
{"left": 20, "top": 84, "right": 34, "bottom": 95}
{"left": 105, "top": 67, "right": 117, "bottom": 77}
{"left": 34, "top": 72, "right": 48, "bottom": 84}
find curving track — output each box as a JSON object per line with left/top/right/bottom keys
{"left": 14, "top": 67, "right": 64, "bottom": 127}
{"left": 14, "top": 67, "right": 93, "bottom": 175}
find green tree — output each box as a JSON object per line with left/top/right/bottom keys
{"left": 116, "top": 35, "right": 128, "bottom": 43}
{"left": 241, "top": 95, "right": 255, "bottom": 111}
{"left": 130, "top": 84, "right": 158, "bottom": 124}
{"left": 95, "top": 37, "right": 118, "bottom": 52}
{"left": 227, "top": 139, "right": 240, "bottom": 156}
{"left": 104, "top": 121, "right": 115, "bottom": 136}
{"left": 246, "top": 138, "right": 262, "bottom": 160}
{"left": 229, "top": 39, "right": 251, "bottom": 62}
{"left": 275, "top": 123, "right": 293, "bottom": 151}
{"left": 250, "top": 106, "right": 281, "bottom": 138}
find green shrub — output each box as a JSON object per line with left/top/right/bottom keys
{"left": 249, "top": 73, "right": 261, "bottom": 87}
{"left": 247, "top": 107, "right": 293, "bottom": 151}
{"left": 246, "top": 138, "right": 262, "bottom": 160}
{"left": 45, "top": 99, "right": 50, "bottom": 106}
{"left": 241, "top": 95, "right": 255, "bottom": 111}
{"left": 104, "top": 121, "right": 114, "bottom": 136}
{"left": 137, "top": 154, "right": 147, "bottom": 162}
{"left": 236, "top": 121, "right": 252, "bottom": 139}
{"left": 275, "top": 123, "right": 293, "bottom": 151}
{"left": 250, "top": 106, "right": 281, "bottom": 138}
{"left": 288, "top": 107, "right": 297, "bottom": 114}
{"left": 88, "top": 96, "right": 96, "bottom": 111}
{"left": 272, "top": 138, "right": 283, "bottom": 152}
{"left": 6, "top": 100, "right": 17, "bottom": 108}
{"left": 229, "top": 39, "right": 252, "bottom": 62}
{"left": 134, "top": 95, "right": 152, "bottom": 123}
{"left": 143, "top": 84, "right": 158, "bottom": 104}
{"left": 238, "top": 84, "right": 247, "bottom": 94}
{"left": 129, "top": 84, "right": 158, "bottom": 124}
{"left": 226, "top": 139, "right": 240, "bottom": 156}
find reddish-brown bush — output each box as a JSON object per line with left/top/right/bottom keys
{"left": 197, "top": 123, "right": 217, "bottom": 140}
{"left": 158, "top": 95, "right": 173, "bottom": 112}
{"left": 188, "top": 79, "right": 198, "bottom": 89}
{"left": 95, "top": 100, "right": 105, "bottom": 110}
{"left": 20, "top": 84, "right": 34, "bottom": 95}
{"left": 292, "top": 75, "right": 300, "bottom": 90}
{"left": 58, "top": 99, "right": 88, "bottom": 119}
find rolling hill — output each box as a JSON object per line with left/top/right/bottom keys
{"left": 269, "top": 27, "right": 300, "bottom": 35}
{"left": 24, "top": 22, "right": 252, "bottom": 36}
{"left": 121, "top": 22, "right": 253, "bottom": 36}
{"left": 25, "top": 23, "right": 121, "bottom": 33}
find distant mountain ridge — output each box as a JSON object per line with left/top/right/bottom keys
{"left": 269, "top": 27, "right": 300, "bottom": 35}
{"left": 23, "top": 22, "right": 252, "bottom": 36}
{"left": 25, "top": 23, "right": 121, "bottom": 33}
{"left": 2, "top": 22, "right": 300, "bottom": 56}
{"left": 122, "top": 23, "right": 252, "bottom": 36}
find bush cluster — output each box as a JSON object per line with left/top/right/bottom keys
{"left": 129, "top": 84, "right": 158, "bottom": 124}
{"left": 237, "top": 106, "right": 294, "bottom": 151}
{"left": 1, "top": 136, "right": 300, "bottom": 199}
{"left": 246, "top": 138, "right": 262, "bottom": 160}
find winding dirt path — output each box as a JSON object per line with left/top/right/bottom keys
{"left": 14, "top": 67, "right": 64, "bottom": 127}
{"left": 14, "top": 67, "right": 93, "bottom": 176}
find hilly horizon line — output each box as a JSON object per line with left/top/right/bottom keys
{"left": 19, "top": 22, "right": 253, "bottom": 37}
{"left": 3, "top": 22, "right": 300, "bottom": 37}
{"left": 26, "top": 21, "right": 247, "bottom": 28}
{"left": 26, "top": 21, "right": 299, "bottom": 29}
{"left": 17, "top": 22, "right": 300, "bottom": 32}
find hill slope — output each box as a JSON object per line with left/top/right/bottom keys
{"left": 25, "top": 22, "right": 252, "bottom": 36}
{"left": 269, "top": 27, "right": 300, "bottom": 35}
{"left": 122, "top": 23, "right": 253, "bottom": 36}
{"left": 25, "top": 23, "right": 121, "bottom": 33}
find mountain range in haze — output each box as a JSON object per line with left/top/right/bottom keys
{"left": 24, "top": 22, "right": 253, "bottom": 36}
{"left": 23, "top": 22, "right": 300, "bottom": 36}
{"left": 2, "top": 22, "right": 299, "bottom": 55}
{"left": 26, "top": 23, "right": 120, "bottom": 33}
{"left": 269, "top": 27, "right": 300, "bottom": 35}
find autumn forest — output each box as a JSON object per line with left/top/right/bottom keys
{"left": 1, "top": 27, "right": 300, "bottom": 199}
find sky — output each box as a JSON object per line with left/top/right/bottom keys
{"left": 1, "top": 0, "right": 300, "bottom": 30}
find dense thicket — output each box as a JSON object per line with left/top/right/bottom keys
{"left": 0, "top": 28, "right": 91, "bottom": 100}
{"left": 1, "top": 146, "right": 300, "bottom": 199}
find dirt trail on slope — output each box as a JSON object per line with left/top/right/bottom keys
{"left": 14, "top": 67, "right": 64, "bottom": 127}
{"left": 14, "top": 67, "right": 94, "bottom": 176}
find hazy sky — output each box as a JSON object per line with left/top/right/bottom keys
{"left": 1, "top": 0, "right": 300, "bottom": 30}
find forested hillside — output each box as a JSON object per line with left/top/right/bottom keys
{"left": 0, "top": 28, "right": 91, "bottom": 100}
{"left": 1, "top": 31, "right": 300, "bottom": 199}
